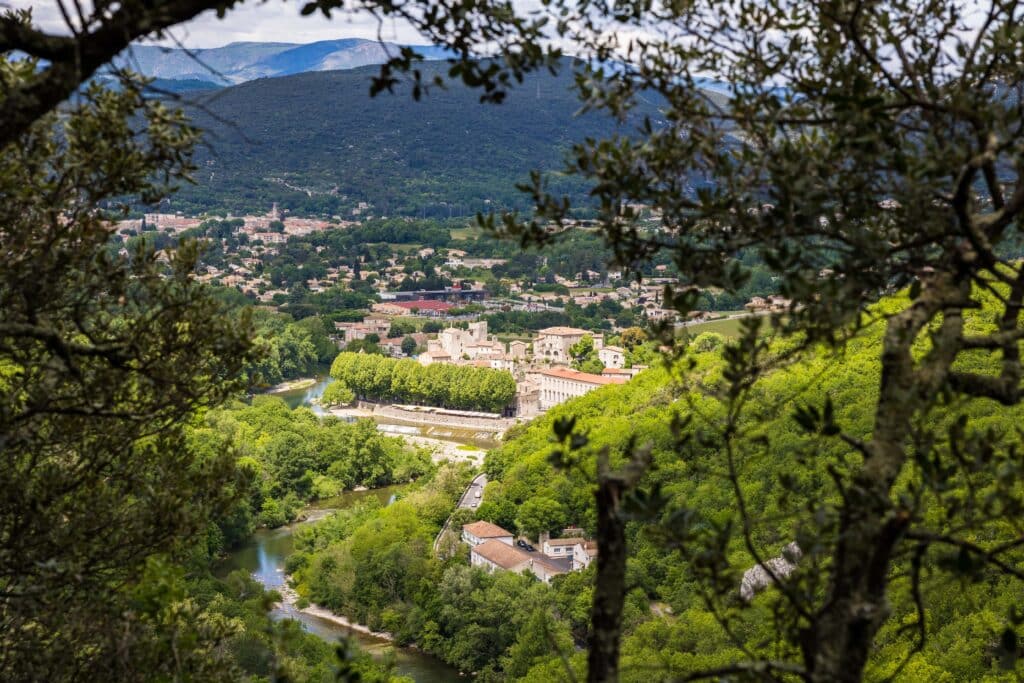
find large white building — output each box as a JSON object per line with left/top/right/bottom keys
{"left": 533, "top": 326, "right": 590, "bottom": 363}
{"left": 538, "top": 367, "right": 628, "bottom": 411}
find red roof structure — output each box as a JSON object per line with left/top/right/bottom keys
{"left": 393, "top": 299, "right": 453, "bottom": 312}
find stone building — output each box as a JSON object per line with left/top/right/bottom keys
{"left": 598, "top": 345, "right": 626, "bottom": 369}
{"left": 533, "top": 326, "right": 589, "bottom": 363}
{"left": 537, "top": 367, "right": 628, "bottom": 411}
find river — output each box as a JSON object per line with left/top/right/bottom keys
{"left": 217, "top": 488, "right": 460, "bottom": 682}
{"left": 224, "top": 382, "right": 467, "bottom": 681}
{"left": 274, "top": 375, "right": 500, "bottom": 450}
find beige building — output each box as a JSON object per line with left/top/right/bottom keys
{"left": 462, "top": 521, "right": 514, "bottom": 547}
{"left": 471, "top": 539, "right": 533, "bottom": 574}
{"left": 418, "top": 350, "right": 453, "bottom": 366}
{"left": 538, "top": 367, "right": 628, "bottom": 411}
{"left": 431, "top": 321, "right": 489, "bottom": 359}
{"left": 542, "top": 537, "right": 586, "bottom": 558}
{"left": 533, "top": 326, "right": 589, "bottom": 363}
{"left": 508, "top": 340, "right": 529, "bottom": 360}
{"left": 598, "top": 345, "right": 626, "bottom": 369}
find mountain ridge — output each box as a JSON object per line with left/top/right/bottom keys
{"left": 112, "top": 38, "right": 451, "bottom": 85}
{"left": 166, "top": 58, "right": 669, "bottom": 217}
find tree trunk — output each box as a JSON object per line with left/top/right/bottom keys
{"left": 587, "top": 476, "right": 629, "bottom": 683}
{"left": 803, "top": 281, "right": 962, "bottom": 681}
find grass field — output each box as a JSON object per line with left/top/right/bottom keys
{"left": 386, "top": 243, "right": 424, "bottom": 254}
{"left": 681, "top": 312, "right": 778, "bottom": 338}
{"left": 681, "top": 317, "right": 750, "bottom": 337}
{"left": 450, "top": 225, "right": 483, "bottom": 240}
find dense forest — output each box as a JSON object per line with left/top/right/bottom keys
{"left": 162, "top": 59, "right": 666, "bottom": 217}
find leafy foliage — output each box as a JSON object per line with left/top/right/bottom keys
{"left": 194, "top": 397, "right": 434, "bottom": 534}
{"left": 0, "top": 55, "right": 262, "bottom": 679}
{"left": 330, "top": 352, "right": 516, "bottom": 412}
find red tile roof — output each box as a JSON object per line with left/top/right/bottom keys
{"left": 539, "top": 367, "right": 628, "bottom": 385}
{"left": 472, "top": 539, "right": 533, "bottom": 569}
{"left": 463, "top": 521, "right": 513, "bottom": 539}
{"left": 545, "top": 537, "right": 587, "bottom": 547}
{"left": 394, "top": 299, "right": 453, "bottom": 311}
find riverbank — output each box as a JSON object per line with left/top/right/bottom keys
{"left": 399, "top": 433, "right": 487, "bottom": 465}
{"left": 277, "top": 582, "right": 396, "bottom": 643}
{"left": 328, "top": 401, "right": 512, "bottom": 441}
{"left": 263, "top": 377, "right": 318, "bottom": 394}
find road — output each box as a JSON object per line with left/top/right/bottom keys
{"left": 457, "top": 472, "right": 488, "bottom": 509}
{"left": 434, "top": 472, "right": 488, "bottom": 553}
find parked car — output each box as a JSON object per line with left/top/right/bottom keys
{"left": 516, "top": 539, "right": 528, "bottom": 549}
{"left": 525, "top": 544, "right": 536, "bottom": 552}
{"left": 474, "top": 490, "right": 482, "bottom": 498}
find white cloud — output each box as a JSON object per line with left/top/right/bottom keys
{"left": 8, "top": 1, "right": 430, "bottom": 47}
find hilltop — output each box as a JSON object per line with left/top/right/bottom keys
{"left": 165, "top": 59, "right": 673, "bottom": 217}
{"left": 112, "top": 38, "right": 450, "bottom": 84}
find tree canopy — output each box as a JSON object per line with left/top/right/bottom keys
{"left": 330, "top": 352, "right": 516, "bottom": 413}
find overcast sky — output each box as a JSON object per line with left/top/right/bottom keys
{"left": 10, "top": 1, "right": 432, "bottom": 48}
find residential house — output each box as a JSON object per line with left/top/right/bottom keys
{"left": 598, "top": 345, "right": 626, "bottom": 369}
{"left": 529, "top": 555, "right": 571, "bottom": 583}
{"left": 470, "top": 540, "right": 533, "bottom": 574}
{"left": 462, "top": 521, "right": 514, "bottom": 547}
{"left": 418, "top": 350, "right": 453, "bottom": 366}
{"left": 571, "top": 541, "right": 598, "bottom": 570}
{"left": 542, "top": 537, "right": 585, "bottom": 557}
{"left": 508, "top": 340, "right": 529, "bottom": 360}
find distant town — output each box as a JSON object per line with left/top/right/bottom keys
{"left": 113, "top": 205, "right": 788, "bottom": 414}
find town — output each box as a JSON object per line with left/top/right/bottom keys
{"left": 114, "top": 205, "right": 787, "bottom": 413}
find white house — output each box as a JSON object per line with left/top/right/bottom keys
{"left": 542, "top": 537, "right": 586, "bottom": 558}
{"left": 572, "top": 541, "right": 598, "bottom": 570}
{"left": 598, "top": 345, "right": 626, "bottom": 369}
{"left": 462, "top": 521, "right": 514, "bottom": 547}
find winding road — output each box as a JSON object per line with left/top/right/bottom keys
{"left": 433, "top": 472, "right": 488, "bottom": 552}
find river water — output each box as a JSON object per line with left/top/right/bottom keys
{"left": 276, "top": 375, "right": 333, "bottom": 413}
{"left": 223, "top": 381, "right": 467, "bottom": 682}
{"left": 274, "top": 376, "right": 500, "bottom": 450}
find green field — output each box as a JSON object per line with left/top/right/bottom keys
{"left": 449, "top": 225, "right": 483, "bottom": 240}
{"left": 385, "top": 242, "right": 423, "bottom": 254}
{"left": 681, "top": 311, "right": 771, "bottom": 338}
{"left": 682, "top": 317, "right": 749, "bottom": 337}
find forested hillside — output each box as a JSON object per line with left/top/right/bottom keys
{"left": 291, "top": 292, "right": 1024, "bottom": 680}
{"left": 166, "top": 59, "right": 668, "bottom": 217}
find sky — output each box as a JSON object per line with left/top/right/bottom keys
{"left": 8, "top": 0, "right": 433, "bottom": 48}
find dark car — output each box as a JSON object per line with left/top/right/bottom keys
{"left": 525, "top": 544, "right": 536, "bottom": 552}
{"left": 516, "top": 539, "right": 528, "bottom": 549}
